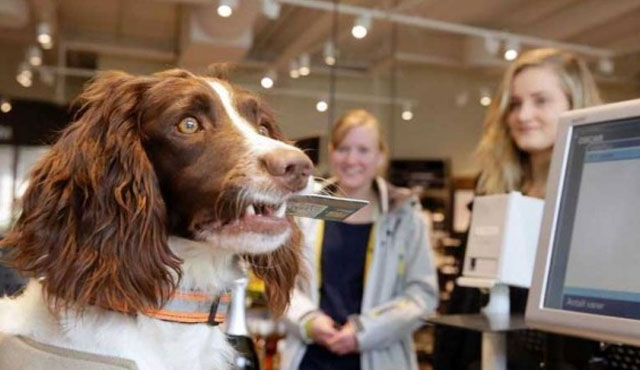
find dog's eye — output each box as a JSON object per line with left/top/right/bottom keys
{"left": 177, "top": 117, "right": 200, "bottom": 134}
{"left": 258, "top": 124, "right": 269, "bottom": 136}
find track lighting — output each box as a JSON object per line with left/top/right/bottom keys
{"left": 323, "top": 41, "right": 336, "bottom": 66}
{"left": 0, "top": 98, "right": 11, "bottom": 114}
{"left": 504, "top": 39, "right": 519, "bottom": 61}
{"left": 27, "top": 45, "right": 42, "bottom": 66}
{"left": 16, "top": 62, "right": 33, "bottom": 87}
{"left": 479, "top": 88, "right": 492, "bottom": 107}
{"left": 217, "top": 0, "right": 238, "bottom": 18}
{"left": 351, "top": 14, "right": 371, "bottom": 39}
{"left": 315, "top": 99, "right": 328, "bottom": 112}
{"left": 262, "top": 0, "right": 280, "bottom": 20}
{"left": 36, "top": 22, "right": 53, "bottom": 49}
{"left": 260, "top": 69, "right": 276, "bottom": 89}
{"left": 401, "top": 102, "right": 413, "bottom": 121}
{"left": 289, "top": 59, "right": 300, "bottom": 79}
{"left": 298, "top": 53, "right": 310, "bottom": 76}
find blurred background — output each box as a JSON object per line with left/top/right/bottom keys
{"left": 3, "top": 0, "right": 640, "bottom": 238}
{"left": 1, "top": 2, "right": 640, "bottom": 366}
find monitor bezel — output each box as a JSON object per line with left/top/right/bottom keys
{"left": 526, "top": 98, "right": 640, "bottom": 346}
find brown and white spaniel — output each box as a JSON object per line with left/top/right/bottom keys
{"left": 0, "top": 69, "right": 312, "bottom": 370}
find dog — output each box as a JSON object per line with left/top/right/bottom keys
{"left": 0, "top": 69, "right": 312, "bottom": 370}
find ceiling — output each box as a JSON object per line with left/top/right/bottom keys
{"left": 1, "top": 0, "right": 640, "bottom": 101}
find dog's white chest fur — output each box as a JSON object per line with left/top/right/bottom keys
{"left": 0, "top": 237, "right": 242, "bottom": 370}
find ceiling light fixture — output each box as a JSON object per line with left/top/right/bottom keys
{"left": 260, "top": 69, "right": 276, "bottom": 89}
{"left": 316, "top": 99, "right": 328, "bottom": 112}
{"left": 479, "top": 88, "right": 492, "bottom": 107}
{"left": 27, "top": 45, "right": 42, "bottom": 66}
{"left": 289, "top": 59, "right": 300, "bottom": 79}
{"left": 16, "top": 62, "right": 33, "bottom": 88}
{"left": 262, "top": 0, "right": 281, "bottom": 20}
{"left": 504, "top": 38, "right": 520, "bottom": 61}
{"left": 323, "top": 41, "right": 336, "bottom": 66}
{"left": 36, "top": 22, "right": 53, "bottom": 48}
{"left": 0, "top": 98, "right": 11, "bottom": 114}
{"left": 351, "top": 14, "right": 371, "bottom": 39}
{"left": 298, "top": 53, "right": 310, "bottom": 76}
{"left": 401, "top": 102, "right": 413, "bottom": 121}
{"left": 217, "top": 0, "right": 238, "bottom": 18}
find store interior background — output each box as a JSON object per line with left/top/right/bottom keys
{"left": 1, "top": 0, "right": 640, "bottom": 367}
{"left": 2, "top": 0, "right": 640, "bottom": 173}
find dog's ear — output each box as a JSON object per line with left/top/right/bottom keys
{"left": 245, "top": 219, "right": 303, "bottom": 317}
{"left": 1, "top": 71, "right": 181, "bottom": 313}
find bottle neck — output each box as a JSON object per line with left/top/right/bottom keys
{"left": 226, "top": 277, "right": 249, "bottom": 336}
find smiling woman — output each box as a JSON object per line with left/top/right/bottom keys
{"left": 281, "top": 109, "right": 439, "bottom": 370}
{"left": 433, "top": 48, "right": 604, "bottom": 370}
{"left": 475, "top": 48, "right": 602, "bottom": 198}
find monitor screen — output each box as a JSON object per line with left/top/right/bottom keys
{"left": 527, "top": 99, "right": 640, "bottom": 346}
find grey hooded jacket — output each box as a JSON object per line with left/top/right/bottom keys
{"left": 281, "top": 178, "right": 439, "bottom": 370}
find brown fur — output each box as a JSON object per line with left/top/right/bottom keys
{"left": 1, "top": 69, "right": 305, "bottom": 317}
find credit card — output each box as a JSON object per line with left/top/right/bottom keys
{"left": 286, "top": 194, "right": 369, "bottom": 221}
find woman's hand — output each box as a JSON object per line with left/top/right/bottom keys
{"left": 327, "top": 322, "right": 359, "bottom": 355}
{"left": 308, "top": 313, "right": 338, "bottom": 346}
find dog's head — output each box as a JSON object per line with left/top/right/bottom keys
{"left": 1, "top": 69, "right": 312, "bottom": 316}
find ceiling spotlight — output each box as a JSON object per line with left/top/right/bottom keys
{"left": 0, "top": 98, "right": 11, "bottom": 114}
{"left": 217, "top": 0, "right": 238, "bottom": 17}
{"left": 504, "top": 49, "right": 518, "bottom": 61}
{"left": 27, "top": 45, "right": 43, "bottom": 66}
{"left": 323, "top": 41, "right": 336, "bottom": 66}
{"left": 260, "top": 69, "right": 276, "bottom": 89}
{"left": 289, "top": 59, "right": 300, "bottom": 79}
{"left": 262, "top": 0, "right": 281, "bottom": 20}
{"left": 351, "top": 14, "right": 371, "bottom": 39}
{"left": 16, "top": 62, "right": 33, "bottom": 88}
{"left": 316, "top": 100, "right": 328, "bottom": 112}
{"left": 504, "top": 39, "right": 519, "bottom": 61}
{"left": 598, "top": 57, "right": 614, "bottom": 75}
{"left": 36, "top": 22, "right": 52, "bottom": 47}
{"left": 401, "top": 102, "right": 413, "bottom": 121}
{"left": 298, "top": 53, "right": 310, "bottom": 76}
{"left": 479, "top": 88, "right": 492, "bottom": 107}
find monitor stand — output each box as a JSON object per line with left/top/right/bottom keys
{"left": 480, "top": 283, "right": 510, "bottom": 370}
{"left": 429, "top": 278, "right": 523, "bottom": 370}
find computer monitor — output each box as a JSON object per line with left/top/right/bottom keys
{"left": 526, "top": 98, "right": 640, "bottom": 346}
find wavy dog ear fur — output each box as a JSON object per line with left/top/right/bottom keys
{"left": 245, "top": 218, "right": 303, "bottom": 317}
{"left": 1, "top": 71, "right": 181, "bottom": 313}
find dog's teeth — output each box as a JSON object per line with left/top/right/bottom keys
{"left": 246, "top": 204, "right": 256, "bottom": 216}
{"left": 276, "top": 203, "right": 286, "bottom": 218}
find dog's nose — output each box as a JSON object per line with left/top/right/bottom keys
{"left": 262, "top": 148, "right": 313, "bottom": 192}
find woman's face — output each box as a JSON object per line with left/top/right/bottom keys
{"left": 507, "top": 65, "right": 571, "bottom": 154}
{"left": 330, "top": 125, "right": 384, "bottom": 194}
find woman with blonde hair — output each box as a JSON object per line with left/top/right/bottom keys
{"left": 281, "top": 109, "right": 438, "bottom": 370}
{"left": 476, "top": 47, "right": 601, "bottom": 198}
{"left": 434, "top": 48, "right": 602, "bottom": 370}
